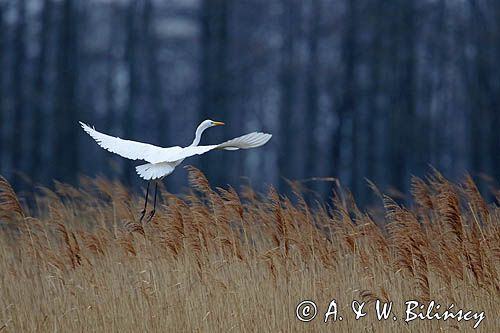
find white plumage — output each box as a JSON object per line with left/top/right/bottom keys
{"left": 135, "top": 162, "right": 177, "bottom": 181}
{"left": 80, "top": 120, "right": 272, "bottom": 180}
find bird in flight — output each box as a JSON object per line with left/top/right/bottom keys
{"left": 80, "top": 120, "right": 272, "bottom": 222}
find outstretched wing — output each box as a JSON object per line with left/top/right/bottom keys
{"left": 217, "top": 132, "right": 272, "bottom": 151}
{"left": 80, "top": 122, "right": 183, "bottom": 164}
{"left": 81, "top": 121, "right": 272, "bottom": 164}
{"left": 154, "top": 132, "right": 273, "bottom": 162}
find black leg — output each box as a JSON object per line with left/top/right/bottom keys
{"left": 147, "top": 182, "right": 158, "bottom": 222}
{"left": 139, "top": 182, "right": 150, "bottom": 223}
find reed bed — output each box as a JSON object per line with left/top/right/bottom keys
{"left": 0, "top": 168, "right": 498, "bottom": 332}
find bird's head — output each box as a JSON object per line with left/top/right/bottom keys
{"left": 192, "top": 119, "right": 225, "bottom": 146}
{"left": 199, "top": 119, "right": 225, "bottom": 131}
{"left": 208, "top": 119, "right": 225, "bottom": 127}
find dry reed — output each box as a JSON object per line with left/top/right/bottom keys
{"left": 0, "top": 167, "right": 498, "bottom": 332}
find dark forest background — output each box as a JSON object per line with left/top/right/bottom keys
{"left": 0, "top": 0, "right": 499, "bottom": 205}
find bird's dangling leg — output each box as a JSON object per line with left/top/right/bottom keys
{"left": 139, "top": 182, "right": 150, "bottom": 223}
{"left": 146, "top": 182, "right": 158, "bottom": 222}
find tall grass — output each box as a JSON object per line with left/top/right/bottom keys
{"left": 0, "top": 169, "right": 498, "bottom": 332}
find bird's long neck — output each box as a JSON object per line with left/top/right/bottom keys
{"left": 190, "top": 125, "right": 206, "bottom": 147}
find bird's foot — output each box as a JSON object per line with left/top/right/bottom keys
{"left": 139, "top": 209, "right": 147, "bottom": 223}
{"left": 146, "top": 209, "right": 156, "bottom": 223}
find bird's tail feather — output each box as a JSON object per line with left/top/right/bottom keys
{"left": 135, "top": 162, "right": 174, "bottom": 180}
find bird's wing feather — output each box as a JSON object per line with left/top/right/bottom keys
{"left": 217, "top": 132, "right": 272, "bottom": 150}
{"left": 81, "top": 122, "right": 272, "bottom": 164}
{"left": 155, "top": 132, "right": 272, "bottom": 162}
{"left": 80, "top": 122, "right": 183, "bottom": 164}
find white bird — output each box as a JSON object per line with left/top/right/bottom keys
{"left": 80, "top": 119, "right": 272, "bottom": 222}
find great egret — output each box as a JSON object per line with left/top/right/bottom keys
{"left": 80, "top": 120, "right": 272, "bottom": 222}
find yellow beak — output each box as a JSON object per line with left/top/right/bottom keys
{"left": 212, "top": 121, "right": 225, "bottom": 126}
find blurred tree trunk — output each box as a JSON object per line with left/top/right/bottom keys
{"left": 30, "top": 0, "right": 52, "bottom": 183}
{"left": 198, "top": 0, "right": 229, "bottom": 185}
{"left": 389, "top": 0, "right": 416, "bottom": 194}
{"left": 492, "top": 2, "right": 500, "bottom": 183}
{"left": 424, "top": 0, "right": 445, "bottom": 169}
{"left": 144, "top": 0, "right": 167, "bottom": 145}
{"left": 0, "top": 2, "right": 4, "bottom": 170}
{"left": 366, "top": 0, "right": 383, "bottom": 186}
{"left": 467, "top": 2, "right": 487, "bottom": 178}
{"left": 400, "top": 0, "right": 417, "bottom": 191}
{"left": 304, "top": 0, "right": 320, "bottom": 181}
{"left": 104, "top": 6, "right": 117, "bottom": 134}
{"left": 465, "top": 0, "right": 500, "bottom": 185}
{"left": 332, "top": 0, "right": 357, "bottom": 184}
{"left": 54, "top": 0, "right": 79, "bottom": 183}
{"left": 199, "top": 0, "right": 211, "bottom": 127}
{"left": 123, "top": 0, "right": 141, "bottom": 185}
{"left": 11, "top": 0, "right": 27, "bottom": 187}
{"left": 278, "top": 0, "right": 298, "bottom": 192}
{"left": 104, "top": 58, "right": 116, "bottom": 134}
